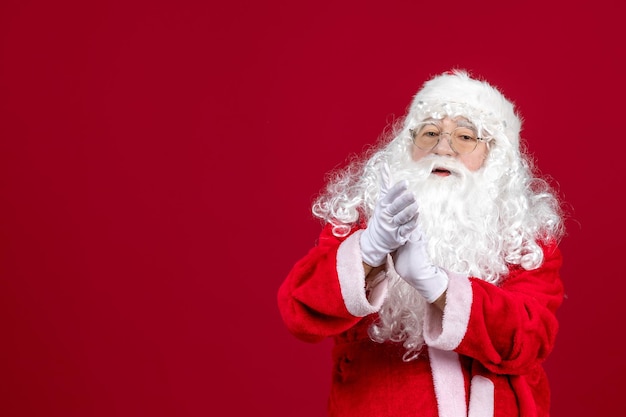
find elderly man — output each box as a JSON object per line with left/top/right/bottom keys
{"left": 278, "top": 70, "right": 565, "bottom": 417}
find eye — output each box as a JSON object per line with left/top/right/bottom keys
{"left": 419, "top": 125, "right": 441, "bottom": 138}
{"left": 454, "top": 128, "right": 477, "bottom": 142}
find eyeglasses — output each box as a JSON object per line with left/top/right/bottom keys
{"left": 409, "top": 124, "right": 486, "bottom": 155}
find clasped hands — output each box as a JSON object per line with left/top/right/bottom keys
{"left": 360, "top": 167, "right": 449, "bottom": 303}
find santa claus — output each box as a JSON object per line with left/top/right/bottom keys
{"left": 278, "top": 70, "right": 565, "bottom": 417}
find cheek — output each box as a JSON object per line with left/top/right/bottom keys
{"left": 462, "top": 149, "right": 488, "bottom": 171}
{"left": 411, "top": 147, "right": 429, "bottom": 162}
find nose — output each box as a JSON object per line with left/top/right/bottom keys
{"left": 432, "top": 132, "right": 455, "bottom": 156}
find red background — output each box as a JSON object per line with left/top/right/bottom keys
{"left": 1, "top": 0, "right": 623, "bottom": 416}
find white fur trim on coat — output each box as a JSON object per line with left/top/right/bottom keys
{"left": 336, "top": 230, "right": 388, "bottom": 317}
{"left": 424, "top": 272, "right": 472, "bottom": 350}
{"left": 468, "top": 375, "right": 495, "bottom": 417}
{"left": 429, "top": 348, "right": 467, "bottom": 417}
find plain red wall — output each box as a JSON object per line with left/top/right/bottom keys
{"left": 1, "top": 0, "right": 623, "bottom": 416}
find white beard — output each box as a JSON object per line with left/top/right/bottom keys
{"left": 370, "top": 155, "right": 509, "bottom": 359}
{"left": 395, "top": 155, "right": 509, "bottom": 280}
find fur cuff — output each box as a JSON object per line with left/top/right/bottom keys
{"left": 336, "top": 230, "right": 388, "bottom": 317}
{"left": 424, "top": 272, "right": 472, "bottom": 350}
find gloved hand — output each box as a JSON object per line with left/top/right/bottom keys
{"left": 392, "top": 228, "right": 449, "bottom": 303}
{"left": 360, "top": 165, "right": 419, "bottom": 267}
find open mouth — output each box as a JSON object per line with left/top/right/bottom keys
{"left": 432, "top": 167, "right": 452, "bottom": 176}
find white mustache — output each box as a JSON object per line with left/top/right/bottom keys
{"left": 418, "top": 155, "right": 469, "bottom": 177}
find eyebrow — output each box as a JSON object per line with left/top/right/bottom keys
{"left": 454, "top": 119, "right": 476, "bottom": 129}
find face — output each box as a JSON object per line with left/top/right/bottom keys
{"left": 411, "top": 117, "right": 488, "bottom": 173}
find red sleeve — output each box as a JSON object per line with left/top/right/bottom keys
{"left": 277, "top": 224, "right": 388, "bottom": 343}
{"left": 424, "top": 242, "right": 564, "bottom": 375}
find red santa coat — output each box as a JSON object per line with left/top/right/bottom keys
{"left": 277, "top": 224, "right": 564, "bottom": 417}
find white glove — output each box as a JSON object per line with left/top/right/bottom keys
{"left": 360, "top": 166, "right": 419, "bottom": 267}
{"left": 392, "top": 228, "right": 449, "bottom": 303}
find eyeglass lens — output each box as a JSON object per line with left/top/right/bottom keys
{"left": 412, "top": 126, "right": 479, "bottom": 154}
